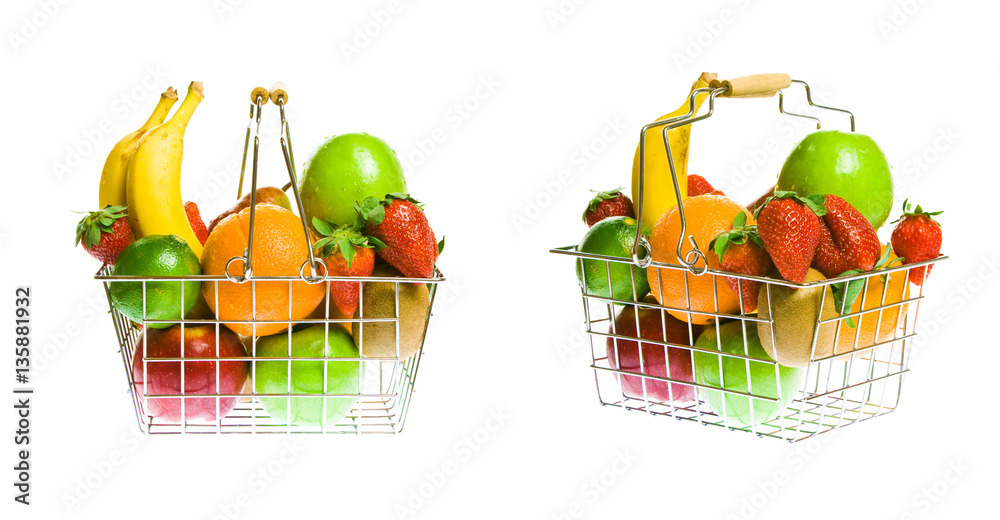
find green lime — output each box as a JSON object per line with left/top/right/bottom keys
{"left": 692, "top": 322, "right": 805, "bottom": 427}
{"left": 108, "top": 235, "right": 201, "bottom": 328}
{"left": 299, "top": 133, "right": 407, "bottom": 227}
{"left": 575, "top": 216, "right": 649, "bottom": 302}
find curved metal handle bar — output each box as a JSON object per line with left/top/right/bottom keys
{"left": 778, "top": 90, "right": 821, "bottom": 129}
{"left": 793, "top": 79, "right": 856, "bottom": 131}
{"left": 277, "top": 97, "right": 327, "bottom": 284}
{"left": 631, "top": 86, "right": 714, "bottom": 268}
{"left": 226, "top": 94, "right": 265, "bottom": 283}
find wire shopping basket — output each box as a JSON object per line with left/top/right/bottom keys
{"left": 551, "top": 73, "right": 946, "bottom": 442}
{"left": 97, "top": 84, "right": 444, "bottom": 434}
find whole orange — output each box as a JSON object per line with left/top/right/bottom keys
{"left": 835, "top": 247, "right": 910, "bottom": 354}
{"left": 647, "top": 195, "right": 750, "bottom": 324}
{"left": 201, "top": 203, "right": 324, "bottom": 336}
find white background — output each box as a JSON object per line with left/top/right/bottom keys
{"left": 2, "top": 0, "right": 997, "bottom": 519}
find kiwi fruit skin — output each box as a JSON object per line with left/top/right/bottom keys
{"left": 757, "top": 268, "right": 839, "bottom": 368}
{"left": 352, "top": 265, "right": 430, "bottom": 361}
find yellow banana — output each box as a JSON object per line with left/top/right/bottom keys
{"left": 126, "top": 81, "right": 205, "bottom": 259}
{"left": 631, "top": 72, "right": 716, "bottom": 231}
{"left": 98, "top": 87, "right": 178, "bottom": 208}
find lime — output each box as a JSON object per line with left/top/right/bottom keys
{"left": 108, "top": 235, "right": 201, "bottom": 328}
{"left": 575, "top": 216, "right": 649, "bottom": 302}
{"left": 299, "top": 133, "right": 407, "bottom": 227}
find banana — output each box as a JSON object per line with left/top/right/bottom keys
{"left": 631, "top": 72, "right": 716, "bottom": 231}
{"left": 126, "top": 81, "right": 205, "bottom": 259}
{"left": 98, "top": 87, "right": 178, "bottom": 208}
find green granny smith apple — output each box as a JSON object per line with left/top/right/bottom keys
{"left": 255, "top": 325, "right": 360, "bottom": 427}
{"left": 693, "top": 322, "right": 804, "bottom": 427}
{"left": 777, "top": 130, "right": 893, "bottom": 229}
{"left": 299, "top": 133, "right": 407, "bottom": 227}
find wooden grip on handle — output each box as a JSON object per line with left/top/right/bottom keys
{"left": 269, "top": 82, "right": 289, "bottom": 105}
{"left": 715, "top": 73, "right": 791, "bottom": 98}
{"left": 250, "top": 86, "right": 269, "bottom": 105}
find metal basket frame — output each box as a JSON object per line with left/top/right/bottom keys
{"left": 551, "top": 76, "right": 947, "bottom": 442}
{"left": 96, "top": 83, "right": 445, "bottom": 435}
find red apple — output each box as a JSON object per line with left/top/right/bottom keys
{"left": 607, "top": 297, "right": 698, "bottom": 404}
{"left": 131, "top": 325, "right": 249, "bottom": 423}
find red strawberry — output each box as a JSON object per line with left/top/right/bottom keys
{"left": 312, "top": 218, "right": 382, "bottom": 316}
{"left": 710, "top": 213, "right": 773, "bottom": 313}
{"left": 687, "top": 174, "right": 725, "bottom": 197}
{"left": 184, "top": 201, "right": 209, "bottom": 245}
{"left": 753, "top": 191, "right": 826, "bottom": 283}
{"left": 583, "top": 188, "right": 634, "bottom": 227}
{"left": 75, "top": 205, "right": 134, "bottom": 265}
{"left": 812, "top": 194, "right": 881, "bottom": 278}
{"left": 890, "top": 199, "right": 943, "bottom": 286}
{"left": 358, "top": 194, "right": 440, "bottom": 279}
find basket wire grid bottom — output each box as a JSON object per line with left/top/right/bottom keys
{"left": 101, "top": 268, "right": 439, "bottom": 435}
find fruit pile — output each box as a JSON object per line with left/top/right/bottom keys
{"left": 77, "top": 82, "right": 443, "bottom": 428}
{"left": 574, "top": 74, "right": 944, "bottom": 427}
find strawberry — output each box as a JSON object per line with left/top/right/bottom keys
{"left": 812, "top": 194, "right": 881, "bottom": 278}
{"left": 312, "top": 217, "right": 384, "bottom": 316}
{"left": 687, "top": 174, "right": 725, "bottom": 197}
{"left": 890, "top": 199, "right": 943, "bottom": 286}
{"left": 75, "top": 205, "right": 134, "bottom": 265}
{"left": 753, "top": 191, "right": 826, "bottom": 283}
{"left": 184, "top": 201, "right": 209, "bottom": 245}
{"left": 583, "top": 188, "right": 634, "bottom": 227}
{"left": 710, "top": 212, "right": 773, "bottom": 313}
{"left": 357, "top": 194, "right": 441, "bottom": 279}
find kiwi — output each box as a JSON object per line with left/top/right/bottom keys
{"left": 353, "top": 265, "right": 430, "bottom": 361}
{"left": 757, "top": 268, "right": 839, "bottom": 368}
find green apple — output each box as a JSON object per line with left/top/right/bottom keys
{"left": 693, "top": 321, "right": 804, "bottom": 427}
{"left": 299, "top": 133, "right": 407, "bottom": 227}
{"left": 777, "top": 130, "right": 893, "bottom": 229}
{"left": 254, "top": 325, "right": 359, "bottom": 427}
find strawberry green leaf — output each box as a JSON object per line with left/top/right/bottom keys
{"left": 86, "top": 225, "right": 101, "bottom": 249}
{"left": 438, "top": 235, "right": 446, "bottom": 255}
{"left": 831, "top": 269, "right": 866, "bottom": 328}
{"left": 732, "top": 211, "right": 747, "bottom": 230}
{"left": 312, "top": 217, "right": 334, "bottom": 237}
{"left": 338, "top": 237, "right": 355, "bottom": 268}
{"left": 368, "top": 236, "right": 386, "bottom": 251}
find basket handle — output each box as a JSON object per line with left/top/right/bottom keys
{"left": 712, "top": 73, "right": 791, "bottom": 98}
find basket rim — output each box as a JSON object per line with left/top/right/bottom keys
{"left": 95, "top": 265, "right": 446, "bottom": 284}
{"left": 551, "top": 245, "right": 946, "bottom": 288}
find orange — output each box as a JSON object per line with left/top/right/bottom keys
{"left": 647, "top": 195, "right": 750, "bottom": 324}
{"left": 835, "top": 247, "right": 910, "bottom": 354}
{"left": 201, "top": 203, "right": 325, "bottom": 337}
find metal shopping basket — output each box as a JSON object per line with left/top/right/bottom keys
{"left": 551, "top": 73, "right": 946, "bottom": 442}
{"left": 97, "top": 84, "right": 444, "bottom": 434}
